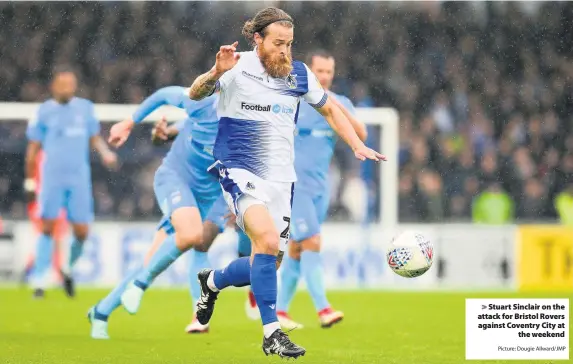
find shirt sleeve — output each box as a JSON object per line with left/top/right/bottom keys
{"left": 26, "top": 105, "right": 47, "bottom": 143}
{"left": 302, "top": 64, "right": 328, "bottom": 108}
{"left": 88, "top": 101, "right": 100, "bottom": 137}
{"left": 132, "top": 86, "right": 188, "bottom": 123}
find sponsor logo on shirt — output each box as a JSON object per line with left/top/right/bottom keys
{"left": 272, "top": 104, "right": 294, "bottom": 115}
{"left": 242, "top": 71, "right": 264, "bottom": 82}
{"left": 241, "top": 102, "right": 271, "bottom": 112}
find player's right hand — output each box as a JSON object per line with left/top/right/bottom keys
{"left": 215, "top": 41, "right": 241, "bottom": 74}
{"left": 109, "top": 119, "right": 134, "bottom": 148}
{"left": 23, "top": 178, "right": 36, "bottom": 203}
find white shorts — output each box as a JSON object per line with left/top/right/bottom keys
{"left": 209, "top": 163, "right": 293, "bottom": 252}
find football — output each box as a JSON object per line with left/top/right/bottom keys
{"left": 387, "top": 231, "right": 434, "bottom": 278}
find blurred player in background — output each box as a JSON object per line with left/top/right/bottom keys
{"left": 24, "top": 68, "right": 117, "bottom": 299}
{"left": 188, "top": 7, "right": 382, "bottom": 358}
{"left": 88, "top": 86, "right": 220, "bottom": 339}
{"left": 22, "top": 150, "right": 69, "bottom": 284}
{"left": 276, "top": 50, "right": 366, "bottom": 329}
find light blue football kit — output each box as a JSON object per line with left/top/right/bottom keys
{"left": 26, "top": 97, "right": 100, "bottom": 288}
{"left": 91, "top": 87, "right": 220, "bottom": 330}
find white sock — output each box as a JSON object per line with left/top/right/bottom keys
{"left": 263, "top": 322, "right": 281, "bottom": 338}
{"left": 206, "top": 271, "right": 219, "bottom": 292}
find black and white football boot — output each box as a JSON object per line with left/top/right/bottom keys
{"left": 262, "top": 329, "right": 306, "bottom": 359}
{"left": 195, "top": 269, "right": 219, "bottom": 325}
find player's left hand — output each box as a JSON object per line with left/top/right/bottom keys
{"left": 102, "top": 150, "right": 118, "bottom": 170}
{"left": 353, "top": 145, "right": 387, "bottom": 162}
{"left": 109, "top": 119, "right": 134, "bottom": 147}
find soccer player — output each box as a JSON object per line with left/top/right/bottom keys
{"left": 88, "top": 86, "right": 220, "bottom": 339}
{"left": 187, "top": 7, "right": 384, "bottom": 358}
{"left": 276, "top": 50, "right": 367, "bottom": 330}
{"left": 25, "top": 68, "right": 117, "bottom": 298}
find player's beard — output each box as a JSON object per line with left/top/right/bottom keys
{"left": 259, "top": 43, "right": 293, "bottom": 79}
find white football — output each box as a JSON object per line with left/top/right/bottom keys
{"left": 386, "top": 231, "right": 434, "bottom": 278}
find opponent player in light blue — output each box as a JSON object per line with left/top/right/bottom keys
{"left": 276, "top": 50, "right": 367, "bottom": 329}
{"left": 25, "top": 68, "right": 117, "bottom": 299}
{"left": 87, "top": 86, "right": 220, "bottom": 339}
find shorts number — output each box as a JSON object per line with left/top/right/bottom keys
{"left": 280, "top": 216, "right": 291, "bottom": 239}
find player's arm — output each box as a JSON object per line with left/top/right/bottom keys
{"left": 329, "top": 97, "right": 367, "bottom": 142}
{"left": 317, "top": 99, "right": 383, "bottom": 161}
{"left": 86, "top": 102, "right": 118, "bottom": 169}
{"left": 24, "top": 141, "right": 41, "bottom": 200}
{"left": 188, "top": 41, "right": 240, "bottom": 100}
{"left": 303, "top": 65, "right": 382, "bottom": 161}
{"left": 24, "top": 108, "right": 46, "bottom": 200}
{"left": 109, "top": 86, "right": 189, "bottom": 147}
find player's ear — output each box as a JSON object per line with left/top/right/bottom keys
{"left": 254, "top": 33, "right": 263, "bottom": 46}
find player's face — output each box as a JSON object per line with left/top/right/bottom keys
{"left": 51, "top": 72, "right": 77, "bottom": 103}
{"left": 310, "top": 56, "right": 335, "bottom": 90}
{"left": 257, "top": 23, "right": 293, "bottom": 79}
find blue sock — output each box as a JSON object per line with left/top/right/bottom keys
{"left": 134, "top": 234, "right": 182, "bottom": 289}
{"left": 301, "top": 251, "right": 330, "bottom": 311}
{"left": 68, "top": 237, "right": 85, "bottom": 269}
{"left": 31, "top": 234, "right": 53, "bottom": 287}
{"left": 96, "top": 268, "right": 140, "bottom": 320}
{"left": 251, "top": 254, "right": 278, "bottom": 325}
{"left": 276, "top": 255, "right": 300, "bottom": 312}
{"left": 189, "top": 250, "right": 210, "bottom": 303}
{"left": 213, "top": 256, "right": 251, "bottom": 290}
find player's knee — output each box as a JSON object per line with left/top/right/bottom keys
{"left": 288, "top": 241, "right": 302, "bottom": 260}
{"left": 177, "top": 228, "right": 203, "bottom": 250}
{"left": 72, "top": 224, "right": 89, "bottom": 241}
{"left": 196, "top": 222, "right": 219, "bottom": 252}
{"left": 301, "top": 235, "right": 321, "bottom": 252}
{"left": 253, "top": 230, "right": 280, "bottom": 256}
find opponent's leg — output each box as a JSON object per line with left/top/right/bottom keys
{"left": 61, "top": 222, "right": 89, "bottom": 297}
{"left": 276, "top": 242, "right": 303, "bottom": 329}
{"left": 300, "top": 236, "right": 343, "bottom": 328}
{"left": 122, "top": 206, "right": 203, "bottom": 314}
{"left": 30, "top": 219, "right": 56, "bottom": 298}
{"left": 88, "top": 228, "right": 168, "bottom": 339}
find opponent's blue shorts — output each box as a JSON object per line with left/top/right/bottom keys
{"left": 290, "top": 187, "right": 329, "bottom": 242}
{"left": 154, "top": 165, "right": 219, "bottom": 234}
{"left": 39, "top": 176, "right": 93, "bottom": 223}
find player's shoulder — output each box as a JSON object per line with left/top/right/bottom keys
{"left": 332, "top": 93, "right": 353, "bottom": 107}
{"left": 291, "top": 60, "right": 310, "bottom": 76}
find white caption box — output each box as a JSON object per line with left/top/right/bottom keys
{"left": 466, "top": 299, "right": 569, "bottom": 360}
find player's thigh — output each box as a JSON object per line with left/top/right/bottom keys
{"left": 290, "top": 189, "right": 321, "bottom": 244}
{"left": 65, "top": 183, "right": 94, "bottom": 225}
{"left": 204, "top": 195, "right": 230, "bottom": 234}
{"left": 38, "top": 182, "right": 65, "bottom": 221}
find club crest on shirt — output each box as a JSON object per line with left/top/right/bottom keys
{"left": 285, "top": 73, "right": 297, "bottom": 89}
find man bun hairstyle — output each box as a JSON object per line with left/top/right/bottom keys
{"left": 242, "top": 7, "right": 293, "bottom": 46}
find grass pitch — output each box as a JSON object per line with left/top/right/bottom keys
{"left": 0, "top": 288, "right": 570, "bottom": 363}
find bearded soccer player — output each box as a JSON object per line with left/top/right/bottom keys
{"left": 276, "top": 50, "right": 367, "bottom": 329}
{"left": 187, "top": 7, "right": 384, "bottom": 358}
{"left": 25, "top": 68, "right": 117, "bottom": 298}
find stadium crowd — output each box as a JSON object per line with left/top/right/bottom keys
{"left": 0, "top": 1, "right": 572, "bottom": 222}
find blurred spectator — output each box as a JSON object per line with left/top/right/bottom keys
{"left": 472, "top": 182, "right": 514, "bottom": 224}
{"left": 555, "top": 184, "right": 573, "bottom": 226}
